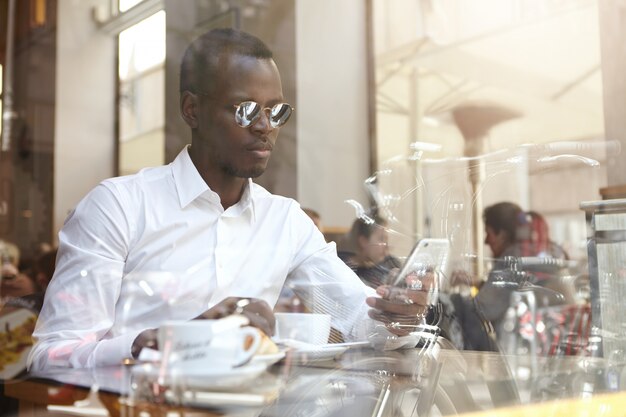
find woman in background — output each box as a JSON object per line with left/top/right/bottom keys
{"left": 338, "top": 215, "right": 401, "bottom": 289}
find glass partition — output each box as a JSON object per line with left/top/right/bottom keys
{"left": 1, "top": 1, "right": 626, "bottom": 416}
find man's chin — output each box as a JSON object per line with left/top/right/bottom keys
{"left": 243, "top": 163, "right": 267, "bottom": 178}
{"left": 224, "top": 165, "right": 266, "bottom": 179}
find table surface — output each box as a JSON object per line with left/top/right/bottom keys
{"left": 5, "top": 345, "right": 626, "bottom": 417}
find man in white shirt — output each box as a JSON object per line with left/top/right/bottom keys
{"left": 28, "top": 29, "right": 426, "bottom": 370}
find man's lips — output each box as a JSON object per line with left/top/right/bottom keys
{"left": 247, "top": 142, "right": 273, "bottom": 158}
{"left": 247, "top": 142, "right": 273, "bottom": 152}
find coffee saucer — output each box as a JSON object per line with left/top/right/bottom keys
{"left": 251, "top": 350, "right": 286, "bottom": 367}
{"left": 132, "top": 362, "right": 268, "bottom": 390}
{"left": 287, "top": 345, "right": 349, "bottom": 363}
{"left": 273, "top": 341, "right": 353, "bottom": 363}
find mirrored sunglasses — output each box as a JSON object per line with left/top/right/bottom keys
{"left": 234, "top": 101, "right": 294, "bottom": 128}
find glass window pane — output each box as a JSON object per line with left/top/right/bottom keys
{"left": 119, "top": 68, "right": 165, "bottom": 142}
{"left": 118, "top": 10, "right": 166, "bottom": 81}
{"left": 117, "top": 10, "right": 165, "bottom": 175}
{"left": 119, "top": 0, "right": 144, "bottom": 13}
{"left": 119, "top": 129, "right": 165, "bottom": 176}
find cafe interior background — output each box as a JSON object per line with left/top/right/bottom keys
{"left": 1, "top": 0, "right": 626, "bottom": 413}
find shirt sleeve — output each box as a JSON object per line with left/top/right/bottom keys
{"left": 28, "top": 183, "right": 137, "bottom": 370}
{"left": 285, "top": 203, "right": 378, "bottom": 341}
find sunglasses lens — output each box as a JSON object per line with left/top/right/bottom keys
{"left": 235, "top": 101, "right": 293, "bottom": 128}
{"left": 235, "top": 101, "right": 261, "bottom": 127}
{"left": 269, "top": 103, "right": 293, "bottom": 128}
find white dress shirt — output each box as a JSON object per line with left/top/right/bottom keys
{"left": 28, "top": 146, "right": 375, "bottom": 370}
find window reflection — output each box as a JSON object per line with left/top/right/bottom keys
{"left": 117, "top": 10, "right": 166, "bottom": 176}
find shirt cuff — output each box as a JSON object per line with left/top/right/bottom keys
{"left": 90, "top": 330, "right": 142, "bottom": 367}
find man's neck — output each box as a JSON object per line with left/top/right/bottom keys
{"left": 211, "top": 178, "right": 247, "bottom": 210}
{"left": 188, "top": 145, "right": 247, "bottom": 210}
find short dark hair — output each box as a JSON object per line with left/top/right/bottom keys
{"left": 179, "top": 28, "right": 273, "bottom": 94}
{"left": 350, "top": 215, "right": 387, "bottom": 241}
{"left": 483, "top": 202, "right": 523, "bottom": 244}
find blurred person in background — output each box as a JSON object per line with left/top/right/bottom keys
{"left": 513, "top": 210, "right": 569, "bottom": 259}
{"left": 1, "top": 263, "right": 37, "bottom": 305}
{"left": 509, "top": 210, "right": 575, "bottom": 305}
{"left": 337, "top": 214, "right": 401, "bottom": 289}
{"left": 1, "top": 247, "right": 57, "bottom": 415}
{"left": 450, "top": 202, "right": 523, "bottom": 290}
{"left": 447, "top": 202, "right": 524, "bottom": 351}
{"left": 450, "top": 201, "right": 523, "bottom": 288}
{"left": 2, "top": 248, "right": 57, "bottom": 314}
{"left": 474, "top": 202, "right": 524, "bottom": 338}
{"left": 476, "top": 203, "right": 576, "bottom": 343}
{"left": 483, "top": 202, "right": 523, "bottom": 262}
{"left": 0, "top": 241, "right": 29, "bottom": 306}
{"left": 0, "top": 240, "right": 20, "bottom": 268}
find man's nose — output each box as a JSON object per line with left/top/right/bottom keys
{"left": 250, "top": 109, "right": 273, "bottom": 134}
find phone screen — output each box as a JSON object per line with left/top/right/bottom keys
{"left": 390, "top": 238, "right": 450, "bottom": 289}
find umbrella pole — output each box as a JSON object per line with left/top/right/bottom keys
{"left": 469, "top": 158, "right": 485, "bottom": 282}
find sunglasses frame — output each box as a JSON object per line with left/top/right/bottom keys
{"left": 233, "top": 101, "right": 294, "bottom": 129}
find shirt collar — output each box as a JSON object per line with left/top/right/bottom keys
{"left": 172, "top": 146, "right": 257, "bottom": 221}
{"left": 231, "top": 179, "right": 257, "bottom": 223}
{"left": 172, "top": 146, "right": 210, "bottom": 208}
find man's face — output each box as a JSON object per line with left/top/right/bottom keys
{"left": 195, "top": 55, "right": 284, "bottom": 178}
{"left": 484, "top": 225, "right": 508, "bottom": 258}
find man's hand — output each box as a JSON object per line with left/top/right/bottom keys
{"left": 366, "top": 272, "right": 435, "bottom": 336}
{"left": 131, "top": 328, "right": 158, "bottom": 359}
{"left": 131, "top": 297, "right": 275, "bottom": 359}
{"left": 194, "top": 297, "right": 275, "bottom": 337}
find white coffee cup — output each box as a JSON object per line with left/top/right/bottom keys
{"left": 274, "top": 313, "right": 331, "bottom": 345}
{"left": 158, "top": 320, "right": 261, "bottom": 371}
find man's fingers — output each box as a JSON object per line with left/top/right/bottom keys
{"left": 366, "top": 295, "right": 425, "bottom": 316}
{"left": 367, "top": 309, "right": 423, "bottom": 325}
{"left": 195, "top": 297, "right": 275, "bottom": 335}
{"left": 376, "top": 285, "right": 432, "bottom": 306}
{"left": 369, "top": 283, "right": 435, "bottom": 335}
{"left": 238, "top": 298, "right": 275, "bottom": 335}
{"left": 402, "top": 287, "right": 432, "bottom": 306}
{"left": 367, "top": 310, "right": 412, "bottom": 336}
{"left": 367, "top": 286, "right": 428, "bottom": 334}
{"left": 244, "top": 310, "right": 274, "bottom": 336}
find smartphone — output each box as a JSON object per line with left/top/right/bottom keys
{"left": 390, "top": 238, "right": 451, "bottom": 290}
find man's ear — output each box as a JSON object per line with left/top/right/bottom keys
{"left": 180, "top": 91, "right": 198, "bottom": 129}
